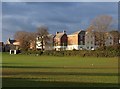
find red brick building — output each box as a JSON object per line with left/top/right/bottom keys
{"left": 67, "top": 30, "right": 85, "bottom": 50}
{"left": 53, "top": 31, "right": 67, "bottom": 51}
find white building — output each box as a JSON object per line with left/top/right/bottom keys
{"left": 36, "top": 34, "right": 54, "bottom": 50}
{"left": 36, "top": 36, "right": 45, "bottom": 50}
{"left": 85, "top": 31, "right": 98, "bottom": 50}
{"left": 105, "top": 33, "right": 114, "bottom": 46}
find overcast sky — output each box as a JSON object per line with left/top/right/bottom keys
{"left": 2, "top": 2, "right": 118, "bottom": 42}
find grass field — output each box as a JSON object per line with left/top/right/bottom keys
{"left": 2, "top": 53, "right": 119, "bottom": 88}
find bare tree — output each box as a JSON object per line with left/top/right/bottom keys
{"left": 36, "top": 26, "right": 49, "bottom": 50}
{"left": 91, "top": 15, "right": 113, "bottom": 32}
{"left": 14, "top": 31, "right": 36, "bottom": 51}
{"left": 90, "top": 15, "right": 115, "bottom": 47}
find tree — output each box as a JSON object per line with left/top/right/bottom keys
{"left": 36, "top": 26, "right": 49, "bottom": 50}
{"left": 90, "top": 15, "right": 115, "bottom": 47}
{"left": 14, "top": 31, "right": 36, "bottom": 51}
{"left": 109, "top": 30, "right": 120, "bottom": 45}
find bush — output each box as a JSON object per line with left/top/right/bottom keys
{"left": 21, "top": 50, "right": 43, "bottom": 55}
{"left": 21, "top": 45, "right": 120, "bottom": 57}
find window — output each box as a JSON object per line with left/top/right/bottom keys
{"left": 80, "top": 35, "right": 83, "bottom": 39}
{"left": 95, "top": 43, "right": 96, "bottom": 45}
{"left": 91, "top": 41, "right": 93, "bottom": 44}
{"left": 91, "top": 47, "right": 94, "bottom": 50}
{"left": 107, "top": 37, "right": 108, "bottom": 39}
{"left": 87, "top": 47, "right": 89, "bottom": 49}
{"left": 80, "top": 47, "right": 82, "bottom": 50}
{"left": 80, "top": 41, "right": 83, "bottom": 45}
{"left": 110, "top": 37, "right": 112, "bottom": 39}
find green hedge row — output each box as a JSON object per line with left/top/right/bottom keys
{"left": 41, "top": 50, "right": 119, "bottom": 57}
{"left": 21, "top": 45, "right": 120, "bottom": 57}
{"left": 21, "top": 50, "right": 43, "bottom": 55}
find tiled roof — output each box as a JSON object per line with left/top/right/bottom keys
{"left": 7, "top": 38, "right": 16, "bottom": 44}
{"left": 55, "top": 32, "right": 64, "bottom": 39}
{"left": 9, "top": 39, "right": 16, "bottom": 44}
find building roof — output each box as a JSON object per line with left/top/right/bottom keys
{"left": 71, "top": 31, "right": 81, "bottom": 35}
{"left": 8, "top": 39, "right": 16, "bottom": 44}
{"left": 7, "top": 38, "right": 20, "bottom": 45}
{"left": 48, "top": 34, "right": 54, "bottom": 38}
{"left": 13, "top": 42, "right": 20, "bottom": 45}
{"left": 54, "top": 32, "right": 65, "bottom": 39}
{"left": 69, "top": 30, "right": 85, "bottom": 35}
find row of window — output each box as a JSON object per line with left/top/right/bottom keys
{"left": 79, "top": 41, "right": 85, "bottom": 45}
{"left": 87, "top": 41, "right": 93, "bottom": 44}
{"left": 86, "top": 46, "right": 94, "bottom": 50}
{"left": 86, "top": 36, "right": 93, "bottom": 38}
{"left": 54, "top": 42, "right": 67, "bottom": 46}
{"left": 79, "top": 35, "right": 85, "bottom": 39}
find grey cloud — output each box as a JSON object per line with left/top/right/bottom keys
{"left": 2, "top": 2, "right": 118, "bottom": 42}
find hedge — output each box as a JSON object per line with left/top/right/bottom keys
{"left": 21, "top": 45, "right": 120, "bottom": 57}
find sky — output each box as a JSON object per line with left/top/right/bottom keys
{"left": 2, "top": 2, "right": 118, "bottom": 42}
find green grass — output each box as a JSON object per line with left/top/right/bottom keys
{"left": 2, "top": 53, "right": 119, "bottom": 88}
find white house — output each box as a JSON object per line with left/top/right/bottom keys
{"left": 105, "top": 33, "right": 114, "bottom": 46}
{"left": 36, "top": 36, "right": 45, "bottom": 50}
{"left": 36, "top": 34, "right": 54, "bottom": 50}
{"left": 85, "top": 31, "right": 98, "bottom": 50}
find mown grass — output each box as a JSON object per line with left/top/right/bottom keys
{"left": 2, "top": 52, "right": 119, "bottom": 88}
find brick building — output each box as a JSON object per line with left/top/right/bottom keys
{"left": 67, "top": 30, "right": 85, "bottom": 50}
{"left": 53, "top": 31, "right": 67, "bottom": 51}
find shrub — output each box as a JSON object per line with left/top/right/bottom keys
{"left": 21, "top": 45, "right": 120, "bottom": 57}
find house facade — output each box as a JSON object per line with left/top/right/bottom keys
{"left": 30, "top": 40, "right": 36, "bottom": 50}
{"left": 36, "top": 36, "right": 45, "bottom": 50}
{"left": 85, "top": 31, "right": 99, "bottom": 50}
{"left": 3, "top": 38, "right": 20, "bottom": 54}
{"left": 109, "top": 31, "right": 120, "bottom": 45}
{"left": 5, "top": 38, "right": 20, "bottom": 52}
{"left": 53, "top": 31, "right": 67, "bottom": 51}
{"left": 105, "top": 33, "right": 114, "bottom": 46}
{"left": 67, "top": 30, "right": 85, "bottom": 50}
{"left": 85, "top": 30, "right": 120, "bottom": 50}
{"left": 36, "top": 34, "right": 54, "bottom": 50}
{"left": 45, "top": 34, "right": 54, "bottom": 50}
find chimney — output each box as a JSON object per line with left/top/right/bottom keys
{"left": 56, "top": 32, "right": 59, "bottom": 34}
{"left": 63, "top": 30, "right": 66, "bottom": 34}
